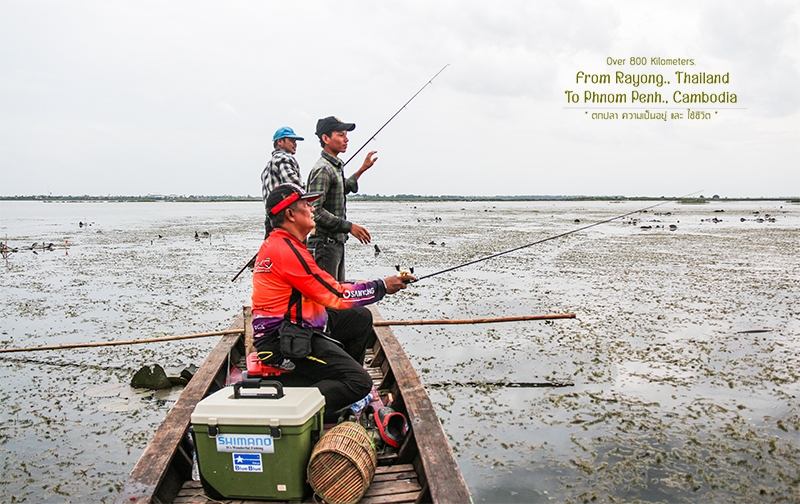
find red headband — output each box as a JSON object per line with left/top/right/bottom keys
{"left": 269, "top": 192, "right": 301, "bottom": 215}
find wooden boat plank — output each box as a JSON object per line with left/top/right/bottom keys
{"left": 373, "top": 470, "right": 418, "bottom": 482}
{"left": 236, "top": 501, "right": 290, "bottom": 504}
{"left": 377, "top": 452, "right": 400, "bottom": 462}
{"left": 363, "top": 479, "right": 422, "bottom": 497}
{"left": 119, "top": 317, "right": 243, "bottom": 504}
{"left": 176, "top": 486, "right": 204, "bottom": 497}
{"left": 370, "top": 345, "right": 387, "bottom": 369}
{"left": 174, "top": 479, "right": 422, "bottom": 504}
{"left": 368, "top": 307, "right": 471, "bottom": 503}
{"left": 172, "top": 496, "right": 209, "bottom": 504}
{"left": 243, "top": 305, "right": 255, "bottom": 355}
{"left": 374, "top": 463, "right": 415, "bottom": 474}
{"left": 359, "top": 490, "right": 423, "bottom": 504}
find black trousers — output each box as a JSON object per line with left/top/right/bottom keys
{"left": 307, "top": 237, "right": 345, "bottom": 281}
{"left": 260, "top": 307, "right": 376, "bottom": 420}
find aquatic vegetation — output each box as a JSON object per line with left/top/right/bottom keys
{"left": 0, "top": 199, "right": 798, "bottom": 502}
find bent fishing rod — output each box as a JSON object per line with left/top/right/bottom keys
{"left": 411, "top": 192, "right": 702, "bottom": 283}
{"left": 232, "top": 64, "right": 450, "bottom": 282}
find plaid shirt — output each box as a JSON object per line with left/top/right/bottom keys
{"left": 306, "top": 151, "right": 359, "bottom": 242}
{"left": 261, "top": 149, "right": 303, "bottom": 212}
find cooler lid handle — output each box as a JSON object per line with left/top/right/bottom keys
{"left": 233, "top": 379, "right": 285, "bottom": 400}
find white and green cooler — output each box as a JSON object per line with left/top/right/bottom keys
{"left": 190, "top": 379, "right": 325, "bottom": 501}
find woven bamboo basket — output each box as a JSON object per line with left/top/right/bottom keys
{"left": 307, "top": 421, "right": 377, "bottom": 504}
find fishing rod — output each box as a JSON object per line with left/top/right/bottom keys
{"left": 232, "top": 64, "right": 450, "bottom": 282}
{"left": 341, "top": 63, "right": 449, "bottom": 168}
{"left": 0, "top": 313, "right": 572, "bottom": 354}
{"left": 412, "top": 192, "right": 702, "bottom": 283}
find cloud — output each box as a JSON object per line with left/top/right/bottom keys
{"left": 0, "top": 0, "right": 797, "bottom": 196}
{"left": 215, "top": 101, "right": 239, "bottom": 116}
{"left": 700, "top": 0, "right": 800, "bottom": 116}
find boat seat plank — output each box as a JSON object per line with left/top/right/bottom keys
{"left": 373, "top": 470, "right": 418, "bottom": 482}
{"left": 359, "top": 491, "right": 423, "bottom": 504}
{"left": 236, "top": 501, "right": 290, "bottom": 504}
{"left": 176, "top": 485, "right": 204, "bottom": 497}
{"left": 172, "top": 497, "right": 210, "bottom": 504}
{"left": 363, "top": 479, "right": 422, "bottom": 497}
{"left": 173, "top": 496, "right": 291, "bottom": 504}
{"left": 377, "top": 452, "right": 399, "bottom": 462}
{"left": 374, "top": 463, "right": 415, "bottom": 474}
{"left": 174, "top": 465, "right": 422, "bottom": 503}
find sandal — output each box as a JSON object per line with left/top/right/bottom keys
{"left": 372, "top": 406, "right": 409, "bottom": 449}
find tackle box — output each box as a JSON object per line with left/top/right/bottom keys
{"left": 190, "top": 379, "right": 325, "bottom": 501}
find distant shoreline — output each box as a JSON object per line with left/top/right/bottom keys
{"left": 1, "top": 195, "right": 798, "bottom": 203}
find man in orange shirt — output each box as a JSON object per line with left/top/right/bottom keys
{"left": 251, "top": 183, "right": 411, "bottom": 418}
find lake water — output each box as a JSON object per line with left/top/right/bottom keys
{"left": 1, "top": 199, "right": 798, "bottom": 503}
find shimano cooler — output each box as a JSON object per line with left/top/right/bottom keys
{"left": 191, "top": 379, "right": 325, "bottom": 500}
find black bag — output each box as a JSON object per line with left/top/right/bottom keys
{"left": 278, "top": 289, "right": 314, "bottom": 359}
{"left": 279, "top": 319, "right": 314, "bottom": 359}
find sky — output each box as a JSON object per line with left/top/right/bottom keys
{"left": 1, "top": 0, "right": 798, "bottom": 197}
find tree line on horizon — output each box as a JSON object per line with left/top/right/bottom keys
{"left": 1, "top": 194, "right": 797, "bottom": 202}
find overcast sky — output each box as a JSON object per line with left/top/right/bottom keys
{"left": 1, "top": 0, "right": 798, "bottom": 197}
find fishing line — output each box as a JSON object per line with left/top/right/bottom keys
{"left": 342, "top": 64, "right": 450, "bottom": 167}
{"left": 413, "top": 191, "right": 703, "bottom": 283}
{"left": 305, "top": 63, "right": 450, "bottom": 187}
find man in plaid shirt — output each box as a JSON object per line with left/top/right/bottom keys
{"left": 306, "top": 116, "right": 377, "bottom": 281}
{"left": 261, "top": 126, "right": 305, "bottom": 234}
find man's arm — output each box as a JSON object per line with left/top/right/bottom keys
{"left": 278, "top": 237, "right": 397, "bottom": 309}
{"left": 344, "top": 150, "right": 378, "bottom": 195}
{"left": 307, "top": 166, "right": 352, "bottom": 233}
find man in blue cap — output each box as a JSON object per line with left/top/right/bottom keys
{"left": 261, "top": 126, "right": 305, "bottom": 234}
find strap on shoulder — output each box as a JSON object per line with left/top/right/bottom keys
{"left": 285, "top": 288, "right": 303, "bottom": 324}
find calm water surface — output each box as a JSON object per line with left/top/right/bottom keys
{"left": 1, "top": 200, "right": 798, "bottom": 503}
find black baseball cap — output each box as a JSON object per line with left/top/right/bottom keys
{"left": 266, "top": 183, "right": 321, "bottom": 216}
{"left": 315, "top": 116, "right": 356, "bottom": 137}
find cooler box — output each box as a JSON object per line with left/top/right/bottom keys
{"left": 190, "top": 379, "right": 325, "bottom": 501}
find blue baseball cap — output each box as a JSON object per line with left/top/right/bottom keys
{"left": 273, "top": 127, "right": 304, "bottom": 142}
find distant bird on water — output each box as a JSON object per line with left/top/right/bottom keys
{"left": 374, "top": 244, "right": 381, "bottom": 257}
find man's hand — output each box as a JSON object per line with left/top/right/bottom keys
{"left": 350, "top": 223, "right": 371, "bottom": 244}
{"left": 384, "top": 274, "right": 414, "bottom": 294}
{"left": 362, "top": 151, "right": 378, "bottom": 171}
{"left": 354, "top": 151, "right": 378, "bottom": 180}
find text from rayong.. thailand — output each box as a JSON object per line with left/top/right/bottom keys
{"left": 563, "top": 56, "right": 741, "bottom": 121}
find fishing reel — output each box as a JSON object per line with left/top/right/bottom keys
{"left": 394, "top": 265, "right": 416, "bottom": 283}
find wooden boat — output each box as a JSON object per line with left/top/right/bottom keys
{"left": 118, "top": 306, "right": 471, "bottom": 503}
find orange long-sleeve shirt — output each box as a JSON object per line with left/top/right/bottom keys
{"left": 251, "top": 229, "right": 386, "bottom": 335}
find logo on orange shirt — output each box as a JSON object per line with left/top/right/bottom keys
{"left": 254, "top": 257, "right": 273, "bottom": 273}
